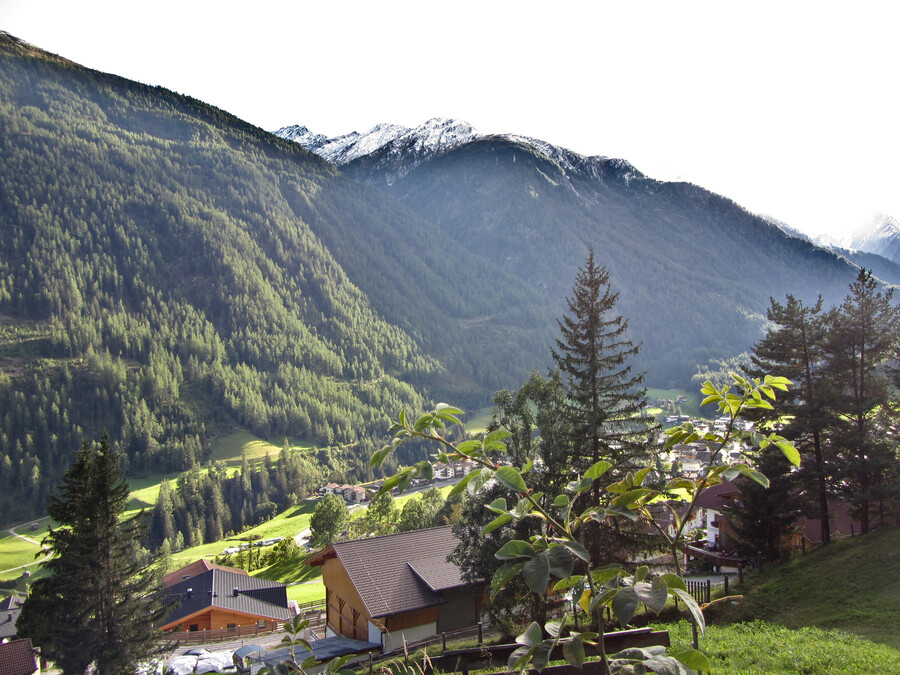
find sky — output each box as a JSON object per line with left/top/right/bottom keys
{"left": 1, "top": 0, "right": 897, "bottom": 241}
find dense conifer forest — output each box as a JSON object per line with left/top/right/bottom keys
{"left": 0, "top": 33, "right": 548, "bottom": 524}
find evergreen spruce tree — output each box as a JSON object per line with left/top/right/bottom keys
{"left": 17, "top": 436, "right": 167, "bottom": 675}
{"left": 825, "top": 269, "right": 900, "bottom": 534}
{"left": 550, "top": 247, "right": 654, "bottom": 480}
{"left": 747, "top": 295, "right": 834, "bottom": 543}
{"left": 548, "top": 248, "right": 656, "bottom": 565}
{"left": 725, "top": 447, "right": 803, "bottom": 561}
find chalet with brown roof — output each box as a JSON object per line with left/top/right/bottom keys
{"left": 0, "top": 638, "right": 39, "bottom": 675}
{"left": 160, "top": 561, "right": 293, "bottom": 634}
{"left": 307, "top": 526, "right": 482, "bottom": 653}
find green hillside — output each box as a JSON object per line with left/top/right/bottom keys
{"left": 707, "top": 526, "right": 900, "bottom": 648}
{"left": 367, "top": 136, "right": 866, "bottom": 385}
{"left": 0, "top": 32, "right": 547, "bottom": 525}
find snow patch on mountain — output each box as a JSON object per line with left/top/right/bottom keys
{"left": 274, "top": 118, "right": 478, "bottom": 168}
{"left": 272, "top": 118, "right": 645, "bottom": 185}
{"left": 845, "top": 213, "right": 900, "bottom": 253}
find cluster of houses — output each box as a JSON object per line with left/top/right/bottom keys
{"left": 157, "top": 526, "right": 480, "bottom": 666}
{"left": 661, "top": 415, "right": 754, "bottom": 479}
{"left": 316, "top": 459, "right": 479, "bottom": 505}
{"left": 317, "top": 483, "right": 369, "bottom": 504}
{"left": 1, "top": 436, "right": 867, "bottom": 673}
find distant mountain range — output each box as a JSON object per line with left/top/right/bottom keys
{"left": 275, "top": 118, "right": 894, "bottom": 383}
{"left": 760, "top": 213, "right": 900, "bottom": 282}
{"left": 0, "top": 31, "right": 895, "bottom": 523}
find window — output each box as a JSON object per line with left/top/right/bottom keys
{"left": 227, "top": 623, "right": 236, "bottom": 631}
{"left": 189, "top": 624, "right": 199, "bottom": 632}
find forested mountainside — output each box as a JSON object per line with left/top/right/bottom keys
{"left": 331, "top": 132, "right": 869, "bottom": 384}
{"left": 0, "top": 33, "right": 550, "bottom": 525}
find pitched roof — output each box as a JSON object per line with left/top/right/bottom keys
{"left": 161, "top": 568, "right": 293, "bottom": 629}
{"left": 308, "top": 526, "right": 467, "bottom": 618}
{"left": 0, "top": 639, "right": 38, "bottom": 675}
{"left": 695, "top": 480, "right": 740, "bottom": 511}
{"left": 163, "top": 558, "right": 248, "bottom": 588}
{"left": 0, "top": 592, "right": 25, "bottom": 640}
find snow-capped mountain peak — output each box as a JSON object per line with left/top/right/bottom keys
{"left": 846, "top": 213, "right": 900, "bottom": 251}
{"left": 272, "top": 118, "right": 480, "bottom": 169}
{"left": 273, "top": 118, "right": 647, "bottom": 185}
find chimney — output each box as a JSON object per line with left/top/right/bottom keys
{"left": 186, "top": 588, "right": 193, "bottom": 599}
{"left": 233, "top": 588, "right": 239, "bottom": 597}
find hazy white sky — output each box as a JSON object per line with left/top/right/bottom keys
{"left": 1, "top": 0, "right": 897, "bottom": 239}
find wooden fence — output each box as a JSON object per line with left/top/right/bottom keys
{"left": 163, "top": 621, "right": 286, "bottom": 644}
{"left": 683, "top": 577, "right": 729, "bottom": 605}
{"left": 367, "top": 626, "right": 670, "bottom": 675}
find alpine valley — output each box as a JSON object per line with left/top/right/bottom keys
{"left": 0, "top": 32, "right": 893, "bottom": 525}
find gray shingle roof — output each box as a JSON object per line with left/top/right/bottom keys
{"left": 0, "top": 592, "right": 25, "bottom": 640}
{"left": 162, "top": 568, "right": 293, "bottom": 628}
{"left": 323, "top": 526, "right": 464, "bottom": 618}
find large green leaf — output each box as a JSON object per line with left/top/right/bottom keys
{"left": 531, "top": 639, "right": 556, "bottom": 671}
{"left": 522, "top": 552, "right": 550, "bottom": 593}
{"left": 584, "top": 460, "right": 612, "bottom": 481}
{"left": 546, "top": 545, "right": 574, "bottom": 579}
{"left": 482, "top": 512, "right": 513, "bottom": 535}
{"left": 740, "top": 466, "right": 770, "bottom": 488}
{"left": 611, "top": 586, "right": 640, "bottom": 626}
{"left": 517, "top": 621, "right": 543, "bottom": 647}
{"left": 634, "top": 578, "right": 668, "bottom": 613}
{"left": 556, "top": 538, "right": 590, "bottom": 562}
{"left": 496, "top": 465, "right": 528, "bottom": 492}
{"left": 777, "top": 440, "right": 801, "bottom": 466}
{"left": 490, "top": 562, "right": 522, "bottom": 600}
{"left": 562, "top": 636, "right": 585, "bottom": 669}
{"left": 495, "top": 540, "right": 535, "bottom": 559}
{"left": 675, "top": 648, "right": 711, "bottom": 673}
{"left": 447, "top": 469, "right": 479, "bottom": 497}
{"left": 672, "top": 588, "right": 706, "bottom": 637}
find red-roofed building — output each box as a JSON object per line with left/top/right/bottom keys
{"left": 0, "top": 638, "right": 39, "bottom": 675}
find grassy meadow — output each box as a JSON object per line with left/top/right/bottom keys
{"left": 658, "top": 620, "right": 900, "bottom": 675}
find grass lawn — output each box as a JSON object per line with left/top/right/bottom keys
{"left": 168, "top": 499, "right": 318, "bottom": 569}
{"left": 208, "top": 430, "right": 318, "bottom": 467}
{"left": 286, "top": 581, "right": 325, "bottom": 605}
{"left": 647, "top": 387, "right": 703, "bottom": 419}
{"left": 0, "top": 517, "right": 53, "bottom": 580}
{"left": 659, "top": 620, "right": 900, "bottom": 675}
{"left": 464, "top": 406, "right": 494, "bottom": 434}
{"left": 706, "top": 526, "right": 900, "bottom": 648}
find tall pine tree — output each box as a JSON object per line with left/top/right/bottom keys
{"left": 17, "top": 436, "right": 167, "bottom": 674}
{"left": 550, "top": 247, "right": 654, "bottom": 479}
{"left": 549, "top": 248, "right": 656, "bottom": 565}
{"left": 825, "top": 269, "right": 900, "bottom": 534}
{"left": 747, "top": 295, "right": 834, "bottom": 543}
